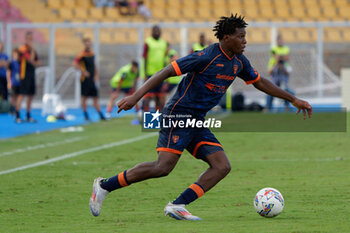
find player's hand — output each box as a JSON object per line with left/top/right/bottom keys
{"left": 83, "top": 70, "right": 90, "bottom": 77}
{"left": 292, "top": 98, "right": 312, "bottom": 119}
{"left": 117, "top": 95, "right": 138, "bottom": 114}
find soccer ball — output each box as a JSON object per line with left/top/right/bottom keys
{"left": 254, "top": 187, "right": 284, "bottom": 218}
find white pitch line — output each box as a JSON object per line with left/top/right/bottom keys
{"left": 0, "top": 136, "right": 86, "bottom": 158}
{"left": 0, "top": 133, "right": 157, "bottom": 176}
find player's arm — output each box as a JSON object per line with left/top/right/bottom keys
{"left": 253, "top": 77, "right": 312, "bottom": 119}
{"left": 117, "top": 65, "right": 176, "bottom": 113}
{"left": 94, "top": 64, "right": 99, "bottom": 82}
{"left": 6, "top": 66, "right": 12, "bottom": 90}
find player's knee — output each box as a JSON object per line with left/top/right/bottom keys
{"left": 153, "top": 164, "right": 173, "bottom": 177}
{"left": 217, "top": 163, "right": 231, "bottom": 177}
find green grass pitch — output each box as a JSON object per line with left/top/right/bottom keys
{"left": 0, "top": 114, "right": 349, "bottom": 233}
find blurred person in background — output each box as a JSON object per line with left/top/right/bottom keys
{"left": 106, "top": 60, "right": 139, "bottom": 118}
{"left": 265, "top": 34, "right": 292, "bottom": 112}
{"left": 0, "top": 41, "right": 9, "bottom": 102}
{"left": 190, "top": 33, "right": 208, "bottom": 53}
{"left": 137, "top": 1, "right": 151, "bottom": 20}
{"left": 7, "top": 48, "right": 20, "bottom": 115}
{"left": 163, "top": 48, "right": 180, "bottom": 98}
{"left": 74, "top": 37, "right": 105, "bottom": 121}
{"left": 142, "top": 25, "right": 169, "bottom": 112}
{"left": 15, "top": 32, "right": 40, "bottom": 123}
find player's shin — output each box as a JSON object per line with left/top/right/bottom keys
{"left": 172, "top": 182, "right": 205, "bottom": 205}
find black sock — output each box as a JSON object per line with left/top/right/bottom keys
{"left": 26, "top": 112, "right": 31, "bottom": 119}
{"left": 100, "top": 170, "right": 130, "bottom": 192}
{"left": 98, "top": 111, "right": 105, "bottom": 119}
{"left": 15, "top": 111, "right": 20, "bottom": 119}
{"left": 172, "top": 183, "right": 205, "bottom": 205}
{"left": 84, "top": 111, "right": 89, "bottom": 119}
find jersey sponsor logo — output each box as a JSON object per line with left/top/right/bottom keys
{"left": 216, "top": 74, "right": 235, "bottom": 81}
{"left": 205, "top": 82, "right": 228, "bottom": 93}
{"left": 172, "top": 135, "right": 179, "bottom": 144}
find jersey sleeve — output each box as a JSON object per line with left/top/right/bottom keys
{"left": 237, "top": 55, "right": 260, "bottom": 85}
{"left": 171, "top": 51, "right": 210, "bottom": 76}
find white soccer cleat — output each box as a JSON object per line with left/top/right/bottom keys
{"left": 164, "top": 202, "right": 202, "bottom": 221}
{"left": 89, "top": 177, "right": 110, "bottom": 217}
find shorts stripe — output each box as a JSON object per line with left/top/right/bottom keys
{"left": 189, "top": 183, "right": 205, "bottom": 198}
{"left": 157, "top": 147, "right": 182, "bottom": 155}
{"left": 192, "top": 141, "right": 222, "bottom": 157}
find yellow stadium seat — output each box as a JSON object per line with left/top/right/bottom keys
{"left": 260, "top": 7, "right": 274, "bottom": 21}
{"left": 227, "top": 0, "right": 242, "bottom": 10}
{"left": 319, "top": 0, "right": 334, "bottom": 8}
{"left": 289, "top": 0, "right": 303, "bottom": 8}
{"left": 335, "top": 0, "right": 349, "bottom": 7}
{"left": 59, "top": 8, "right": 74, "bottom": 20}
{"left": 152, "top": 8, "right": 166, "bottom": 20}
{"left": 243, "top": 0, "right": 258, "bottom": 8}
{"left": 76, "top": 0, "right": 91, "bottom": 8}
{"left": 246, "top": 28, "right": 269, "bottom": 44}
{"left": 324, "top": 28, "right": 343, "bottom": 42}
{"left": 244, "top": 8, "right": 260, "bottom": 21}
{"left": 167, "top": 0, "right": 181, "bottom": 10}
{"left": 295, "top": 29, "right": 314, "bottom": 43}
{"left": 275, "top": 7, "right": 290, "bottom": 21}
{"left": 304, "top": 0, "right": 318, "bottom": 8}
{"left": 213, "top": 7, "right": 229, "bottom": 18}
{"left": 105, "top": 8, "right": 121, "bottom": 21}
{"left": 257, "top": 0, "right": 272, "bottom": 8}
{"left": 198, "top": 0, "right": 212, "bottom": 9}
{"left": 338, "top": 7, "right": 350, "bottom": 20}
{"left": 183, "top": 0, "right": 196, "bottom": 8}
{"left": 152, "top": 0, "right": 166, "bottom": 9}
{"left": 278, "top": 28, "right": 296, "bottom": 43}
{"left": 182, "top": 8, "right": 194, "bottom": 20}
{"left": 342, "top": 27, "right": 350, "bottom": 41}
{"left": 307, "top": 8, "right": 322, "bottom": 21}
{"left": 323, "top": 7, "right": 343, "bottom": 21}
{"left": 167, "top": 8, "right": 181, "bottom": 21}
{"left": 74, "top": 7, "right": 88, "bottom": 20}
{"left": 62, "top": 0, "right": 76, "bottom": 8}
{"left": 291, "top": 7, "right": 305, "bottom": 19}
{"left": 273, "top": 0, "right": 288, "bottom": 7}
{"left": 162, "top": 28, "right": 181, "bottom": 44}
{"left": 47, "top": 0, "right": 62, "bottom": 8}
{"left": 90, "top": 8, "right": 104, "bottom": 21}
{"left": 197, "top": 8, "right": 212, "bottom": 21}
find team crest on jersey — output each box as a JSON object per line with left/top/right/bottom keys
{"left": 172, "top": 135, "right": 179, "bottom": 144}
{"left": 233, "top": 65, "right": 238, "bottom": 74}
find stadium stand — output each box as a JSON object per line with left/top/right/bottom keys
{"left": 2, "top": 0, "right": 350, "bottom": 45}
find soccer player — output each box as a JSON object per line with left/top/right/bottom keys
{"left": 106, "top": 60, "right": 139, "bottom": 117}
{"left": 266, "top": 34, "right": 292, "bottom": 112}
{"left": 89, "top": 14, "right": 312, "bottom": 220}
{"left": 190, "top": 32, "right": 208, "bottom": 53}
{"left": 74, "top": 37, "right": 105, "bottom": 121}
{"left": 7, "top": 48, "right": 20, "bottom": 115}
{"left": 142, "top": 25, "right": 169, "bottom": 111}
{"left": 0, "top": 41, "right": 9, "bottom": 101}
{"left": 15, "top": 32, "right": 40, "bottom": 123}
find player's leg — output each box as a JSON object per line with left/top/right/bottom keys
{"left": 15, "top": 94, "right": 24, "bottom": 122}
{"left": 81, "top": 96, "right": 89, "bottom": 120}
{"left": 26, "top": 95, "right": 36, "bottom": 122}
{"left": 89, "top": 151, "right": 180, "bottom": 216}
{"left": 92, "top": 97, "right": 105, "bottom": 120}
{"left": 106, "top": 90, "right": 118, "bottom": 114}
{"left": 164, "top": 151, "right": 230, "bottom": 221}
